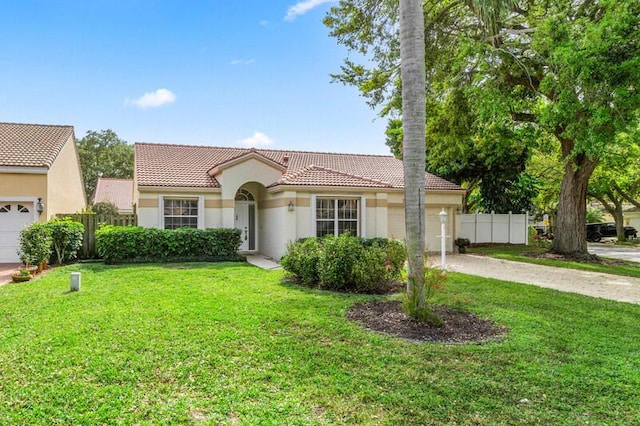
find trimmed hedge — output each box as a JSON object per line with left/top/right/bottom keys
{"left": 281, "top": 234, "right": 406, "bottom": 294}
{"left": 95, "top": 226, "right": 243, "bottom": 264}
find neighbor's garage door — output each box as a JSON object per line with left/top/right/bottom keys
{"left": 0, "top": 202, "right": 35, "bottom": 263}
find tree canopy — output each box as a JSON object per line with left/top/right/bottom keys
{"left": 77, "top": 130, "right": 133, "bottom": 202}
{"left": 326, "top": 0, "right": 640, "bottom": 255}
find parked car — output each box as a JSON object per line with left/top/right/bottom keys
{"left": 586, "top": 222, "right": 638, "bottom": 242}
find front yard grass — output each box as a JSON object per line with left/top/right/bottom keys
{"left": 1, "top": 262, "right": 639, "bottom": 424}
{"left": 468, "top": 244, "right": 640, "bottom": 279}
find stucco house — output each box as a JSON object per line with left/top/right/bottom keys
{"left": 135, "top": 142, "right": 464, "bottom": 260}
{"left": 0, "top": 122, "right": 86, "bottom": 262}
{"left": 625, "top": 206, "right": 640, "bottom": 230}
{"left": 92, "top": 177, "right": 134, "bottom": 213}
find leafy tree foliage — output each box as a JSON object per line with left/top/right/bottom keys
{"left": 77, "top": 130, "right": 133, "bottom": 202}
{"left": 326, "top": 0, "right": 640, "bottom": 255}
{"left": 91, "top": 201, "right": 119, "bottom": 216}
{"left": 588, "top": 134, "right": 640, "bottom": 240}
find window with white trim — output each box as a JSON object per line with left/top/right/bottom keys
{"left": 163, "top": 198, "right": 199, "bottom": 229}
{"left": 316, "top": 198, "right": 359, "bottom": 237}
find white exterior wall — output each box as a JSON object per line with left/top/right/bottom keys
{"left": 135, "top": 184, "right": 464, "bottom": 258}
{"left": 387, "top": 191, "right": 463, "bottom": 252}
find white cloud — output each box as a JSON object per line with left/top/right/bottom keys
{"left": 238, "top": 131, "right": 274, "bottom": 147}
{"left": 126, "top": 88, "right": 176, "bottom": 109}
{"left": 284, "top": 0, "right": 336, "bottom": 22}
{"left": 259, "top": 20, "right": 269, "bottom": 26}
{"left": 230, "top": 59, "right": 256, "bottom": 65}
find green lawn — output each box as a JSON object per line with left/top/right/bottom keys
{"left": 1, "top": 262, "right": 640, "bottom": 424}
{"left": 468, "top": 244, "right": 640, "bottom": 279}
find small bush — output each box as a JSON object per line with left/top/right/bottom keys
{"left": 280, "top": 238, "right": 321, "bottom": 285}
{"left": 352, "top": 244, "right": 393, "bottom": 293}
{"left": 95, "top": 226, "right": 243, "bottom": 264}
{"left": 46, "top": 218, "right": 84, "bottom": 264}
{"left": 282, "top": 234, "right": 405, "bottom": 294}
{"left": 454, "top": 238, "right": 471, "bottom": 253}
{"left": 318, "top": 234, "right": 364, "bottom": 291}
{"left": 402, "top": 265, "right": 447, "bottom": 325}
{"left": 18, "top": 222, "right": 52, "bottom": 267}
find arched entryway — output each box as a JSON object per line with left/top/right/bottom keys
{"left": 234, "top": 188, "right": 257, "bottom": 251}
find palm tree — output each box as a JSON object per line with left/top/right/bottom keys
{"left": 399, "top": 0, "right": 512, "bottom": 319}
{"left": 399, "top": 0, "right": 427, "bottom": 316}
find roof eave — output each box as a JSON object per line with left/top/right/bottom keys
{"left": 0, "top": 165, "right": 49, "bottom": 174}
{"left": 207, "top": 151, "right": 287, "bottom": 177}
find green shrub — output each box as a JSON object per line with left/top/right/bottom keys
{"left": 318, "top": 234, "right": 364, "bottom": 291}
{"left": 18, "top": 222, "right": 52, "bottom": 267}
{"left": 402, "top": 265, "right": 447, "bottom": 325}
{"left": 95, "top": 226, "right": 242, "bottom": 264}
{"left": 280, "top": 238, "right": 322, "bottom": 285}
{"left": 368, "top": 238, "right": 406, "bottom": 275}
{"left": 454, "top": 238, "right": 471, "bottom": 253}
{"left": 282, "top": 234, "right": 405, "bottom": 294}
{"left": 352, "top": 244, "right": 394, "bottom": 293}
{"left": 45, "top": 218, "right": 84, "bottom": 264}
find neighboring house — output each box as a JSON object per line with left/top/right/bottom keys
{"left": 625, "top": 206, "right": 640, "bottom": 230}
{"left": 92, "top": 177, "right": 134, "bottom": 213}
{"left": 0, "top": 122, "right": 86, "bottom": 262}
{"left": 135, "top": 143, "right": 464, "bottom": 260}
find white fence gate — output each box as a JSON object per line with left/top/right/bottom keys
{"left": 458, "top": 212, "right": 529, "bottom": 245}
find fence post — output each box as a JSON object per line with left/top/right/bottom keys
{"left": 491, "top": 211, "right": 495, "bottom": 243}
{"left": 508, "top": 211, "right": 512, "bottom": 244}
{"left": 474, "top": 211, "right": 478, "bottom": 244}
{"left": 525, "top": 211, "right": 530, "bottom": 246}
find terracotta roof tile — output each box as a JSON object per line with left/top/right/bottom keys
{"left": 92, "top": 178, "right": 134, "bottom": 211}
{"left": 274, "top": 165, "right": 394, "bottom": 188}
{"left": 135, "top": 142, "right": 462, "bottom": 191}
{"left": 0, "top": 122, "right": 74, "bottom": 167}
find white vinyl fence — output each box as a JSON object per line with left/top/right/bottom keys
{"left": 458, "top": 212, "right": 529, "bottom": 245}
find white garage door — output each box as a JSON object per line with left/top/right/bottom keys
{"left": 0, "top": 202, "right": 35, "bottom": 263}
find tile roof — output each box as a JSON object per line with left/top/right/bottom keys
{"left": 274, "top": 165, "right": 394, "bottom": 188}
{"left": 135, "top": 142, "right": 462, "bottom": 191}
{"left": 0, "top": 122, "right": 74, "bottom": 168}
{"left": 92, "top": 178, "right": 134, "bottom": 211}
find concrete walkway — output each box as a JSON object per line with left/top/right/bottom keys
{"left": 441, "top": 254, "right": 640, "bottom": 305}
{"left": 245, "top": 254, "right": 282, "bottom": 270}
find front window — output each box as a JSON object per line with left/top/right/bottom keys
{"left": 164, "top": 198, "right": 198, "bottom": 229}
{"left": 316, "top": 198, "right": 359, "bottom": 237}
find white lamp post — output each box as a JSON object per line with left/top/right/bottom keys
{"left": 439, "top": 208, "right": 448, "bottom": 271}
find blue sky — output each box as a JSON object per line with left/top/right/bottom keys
{"left": 0, "top": 1, "right": 391, "bottom": 154}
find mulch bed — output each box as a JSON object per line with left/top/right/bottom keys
{"left": 347, "top": 301, "right": 507, "bottom": 344}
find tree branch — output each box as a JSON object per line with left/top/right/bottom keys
{"left": 511, "top": 111, "right": 538, "bottom": 123}
{"left": 612, "top": 181, "right": 640, "bottom": 209}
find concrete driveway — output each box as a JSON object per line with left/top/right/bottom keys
{"left": 0, "top": 263, "right": 21, "bottom": 285}
{"left": 588, "top": 243, "right": 640, "bottom": 263}
{"left": 443, "top": 255, "right": 640, "bottom": 304}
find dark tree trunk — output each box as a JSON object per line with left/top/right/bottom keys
{"left": 551, "top": 145, "right": 598, "bottom": 256}
{"left": 593, "top": 191, "right": 626, "bottom": 242}
{"left": 614, "top": 209, "right": 626, "bottom": 241}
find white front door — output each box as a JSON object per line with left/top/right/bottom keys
{"left": 0, "top": 202, "right": 36, "bottom": 262}
{"left": 235, "top": 202, "right": 256, "bottom": 251}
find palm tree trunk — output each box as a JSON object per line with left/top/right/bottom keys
{"left": 400, "top": 0, "right": 427, "bottom": 310}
